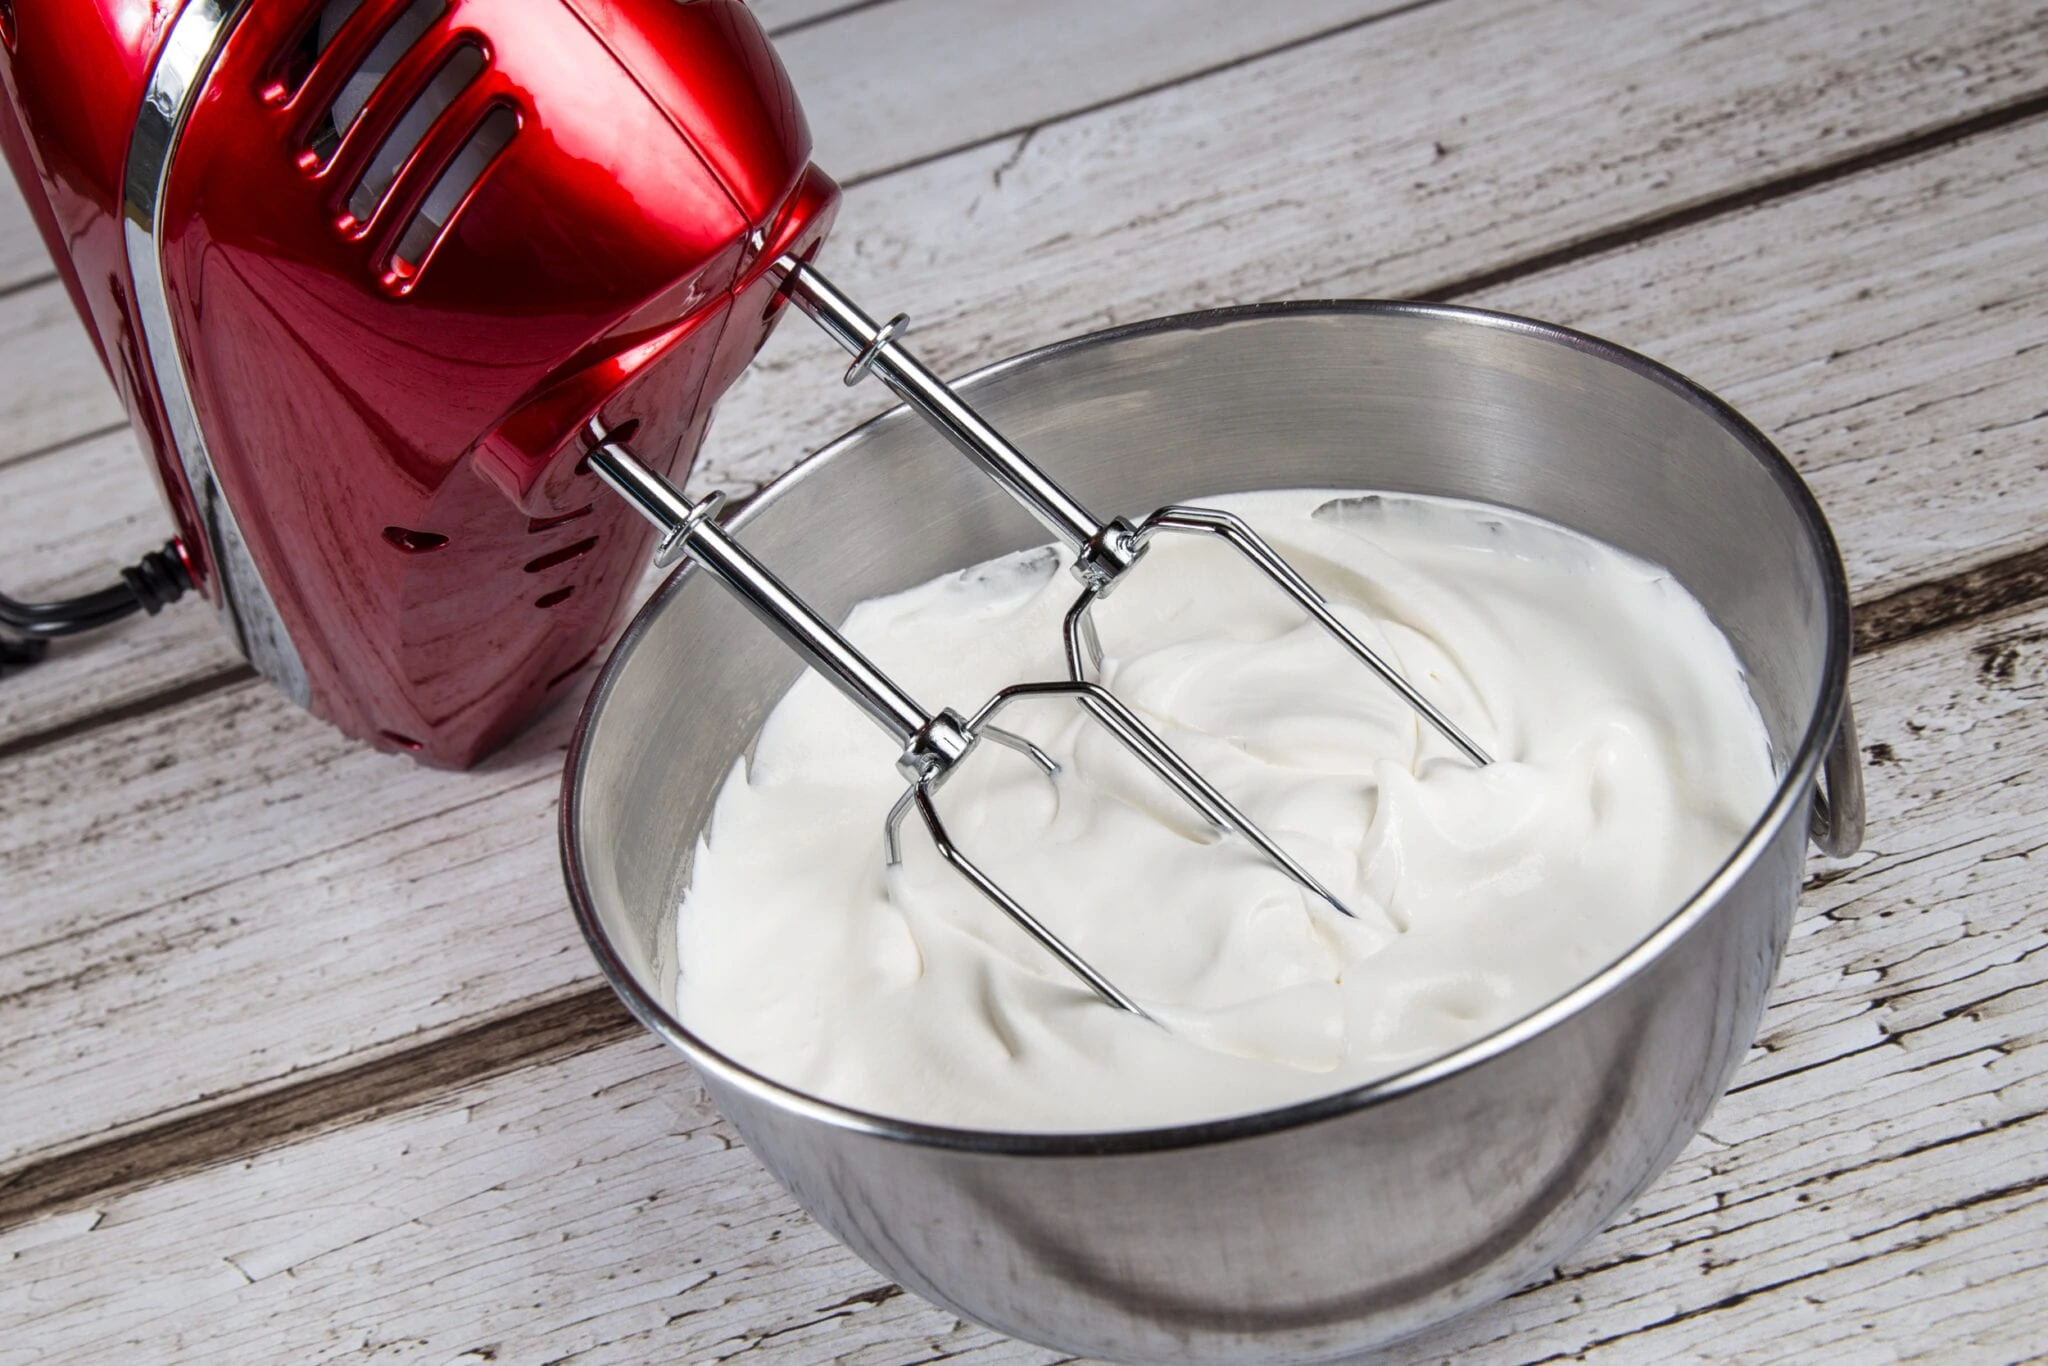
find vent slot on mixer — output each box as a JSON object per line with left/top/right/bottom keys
{"left": 272, "top": 0, "right": 365, "bottom": 106}
{"left": 389, "top": 106, "right": 518, "bottom": 275}
{"left": 381, "top": 526, "right": 449, "bottom": 554}
{"left": 347, "top": 41, "right": 484, "bottom": 225}
{"left": 306, "top": 0, "right": 444, "bottom": 167}
{"left": 523, "top": 538, "right": 599, "bottom": 575}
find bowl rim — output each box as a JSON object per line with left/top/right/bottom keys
{"left": 560, "top": 298, "right": 1853, "bottom": 1157}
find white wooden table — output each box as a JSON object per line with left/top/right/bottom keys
{"left": 4, "top": 1, "right": 2046, "bottom": 1360}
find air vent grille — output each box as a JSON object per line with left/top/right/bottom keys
{"left": 274, "top": 0, "right": 518, "bottom": 287}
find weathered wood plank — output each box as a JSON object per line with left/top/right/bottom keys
{"left": 747, "top": 0, "right": 869, "bottom": 33}
{"left": 4, "top": 596, "right": 2044, "bottom": 1363}
{"left": 691, "top": 0, "right": 2048, "bottom": 495}
{"left": 0, "top": 684, "right": 585, "bottom": 1168}
{"left": 774, "top": 0, "right": 1421, "bottom": 183}
{"left": 0, "top": 430, "right": 243, "bottom": 750}
{"left": 4, "top": 79, "right": 2045, "bottom": 1176}
{"left": 1471, "top": 114, "right": 2048, "bottom": 604}
{"left": 0, "top": 280, "right": 122, "bottom": 466}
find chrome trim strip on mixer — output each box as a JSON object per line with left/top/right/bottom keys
{"left": 121, "top": 0, "right": 311, "bottom": 705}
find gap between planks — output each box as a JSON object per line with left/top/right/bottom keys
{"left": 1411, "top": 89, "right": 2048, "bottom": 304}
{"left": 4, "top": 90, "right": 2042, "bottom": 770}
{"left": 3, "top": 531, "right": 2042, "bottom": 1234}
{"left": 0, "top": 990, "right": 638, "bottom": 1231}
{"left": 813, "top": 0, "right": 1455, "bottom": 189}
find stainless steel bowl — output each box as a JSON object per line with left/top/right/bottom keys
{"left": 562, "top": 303, "right": 1862, "bottom": 1364}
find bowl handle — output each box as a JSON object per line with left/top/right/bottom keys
{"left": 1808, "top": 696, "right": 1865, "bottom": 857}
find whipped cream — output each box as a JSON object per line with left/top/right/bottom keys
{"left": 673, "top": 490, "right": 1776, "bottom": 1131}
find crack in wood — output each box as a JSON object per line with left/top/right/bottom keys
{"left": 1854, "top": 541, "right": 2048, "bottom": 657}
{"left": 832, "top": 0, "right": 1457, "bottom": 190}
{"left": 0, "top": 664, "right": 257, "bottom": 766}
{"left": 0, "top": 418, "right": 132, "bottom": 474}
{"left": 1419, "top": 89, "right": 2048, "bottom": 305}
{"left": 0, "top": 985, "right": 634, "bottom": 1231}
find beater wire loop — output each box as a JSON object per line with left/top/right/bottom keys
{"left": 887, "top": 678, "right": 1359, "bottom": 1017}
{"left": 909, "top": 785, "right": 1153, "bottom": 1020}
{"left": 1122, "top": 505, "right": 1494, "bottom": 767}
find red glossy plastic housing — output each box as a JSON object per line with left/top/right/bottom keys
{"left": 0, "top": 0, "right": 838, "bottom": 765}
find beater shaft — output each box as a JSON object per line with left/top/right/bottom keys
{"left": 774, "top": 258, "right": 1494, "bottom": 766}
{"left": 775, "top": 261, "right": 1141, "bottom": 588}
{"left": 590, "top": 430, "right": 932, "bottom": 747}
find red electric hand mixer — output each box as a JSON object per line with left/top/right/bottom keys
{"left": 0, "top": 0, "right": 1486, "bottom": 1011}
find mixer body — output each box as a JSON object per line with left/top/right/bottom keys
{"left": 0, "top": 0, "right": 837, "bottom": 765}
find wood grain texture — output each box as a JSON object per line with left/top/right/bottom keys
{"left": 4, "top": 3, "right": 2048, "bottom": 1357}
{"left": 774, "top": 0, "right": 1428, "bottom": 183}
{"left": 0, "top": 172, "right": 47, "bottom": 295}
{"left": 1378, "top": 610, "right": 2048, "bottom": 1356}
{"left": 0, "top": 280, "right": 122, "bottom": 466}
{"left": 688, "top": 0, "right": 2048, "bottom": 496}
{"left": 1467, "top": 114, "right": 2048, "bottom": 605}
{"left": 4, "top": 596, "right": 2043, "bottom": 1364}
{"left": 5, "top": 67, "right": 2047, "bottom": 1183}
{"left": 0, "top": 681, "right": 580, "bottom": 1168}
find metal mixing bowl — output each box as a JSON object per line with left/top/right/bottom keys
{"left": 562, "top": 303, "right": 1862, "bottom": 1364}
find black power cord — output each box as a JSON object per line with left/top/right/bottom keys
{"left": 0, "top": 539, "right": 194, "bottom": 670}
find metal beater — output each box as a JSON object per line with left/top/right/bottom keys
{"left": 776, "top": 260, "right": 1495, "bottom": 769}
{"left": 591, "top": 430, "right": 1348, "bottom": 1019}
{"left": 589, "top": 262, "right": 1492, "bottom": 1016}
